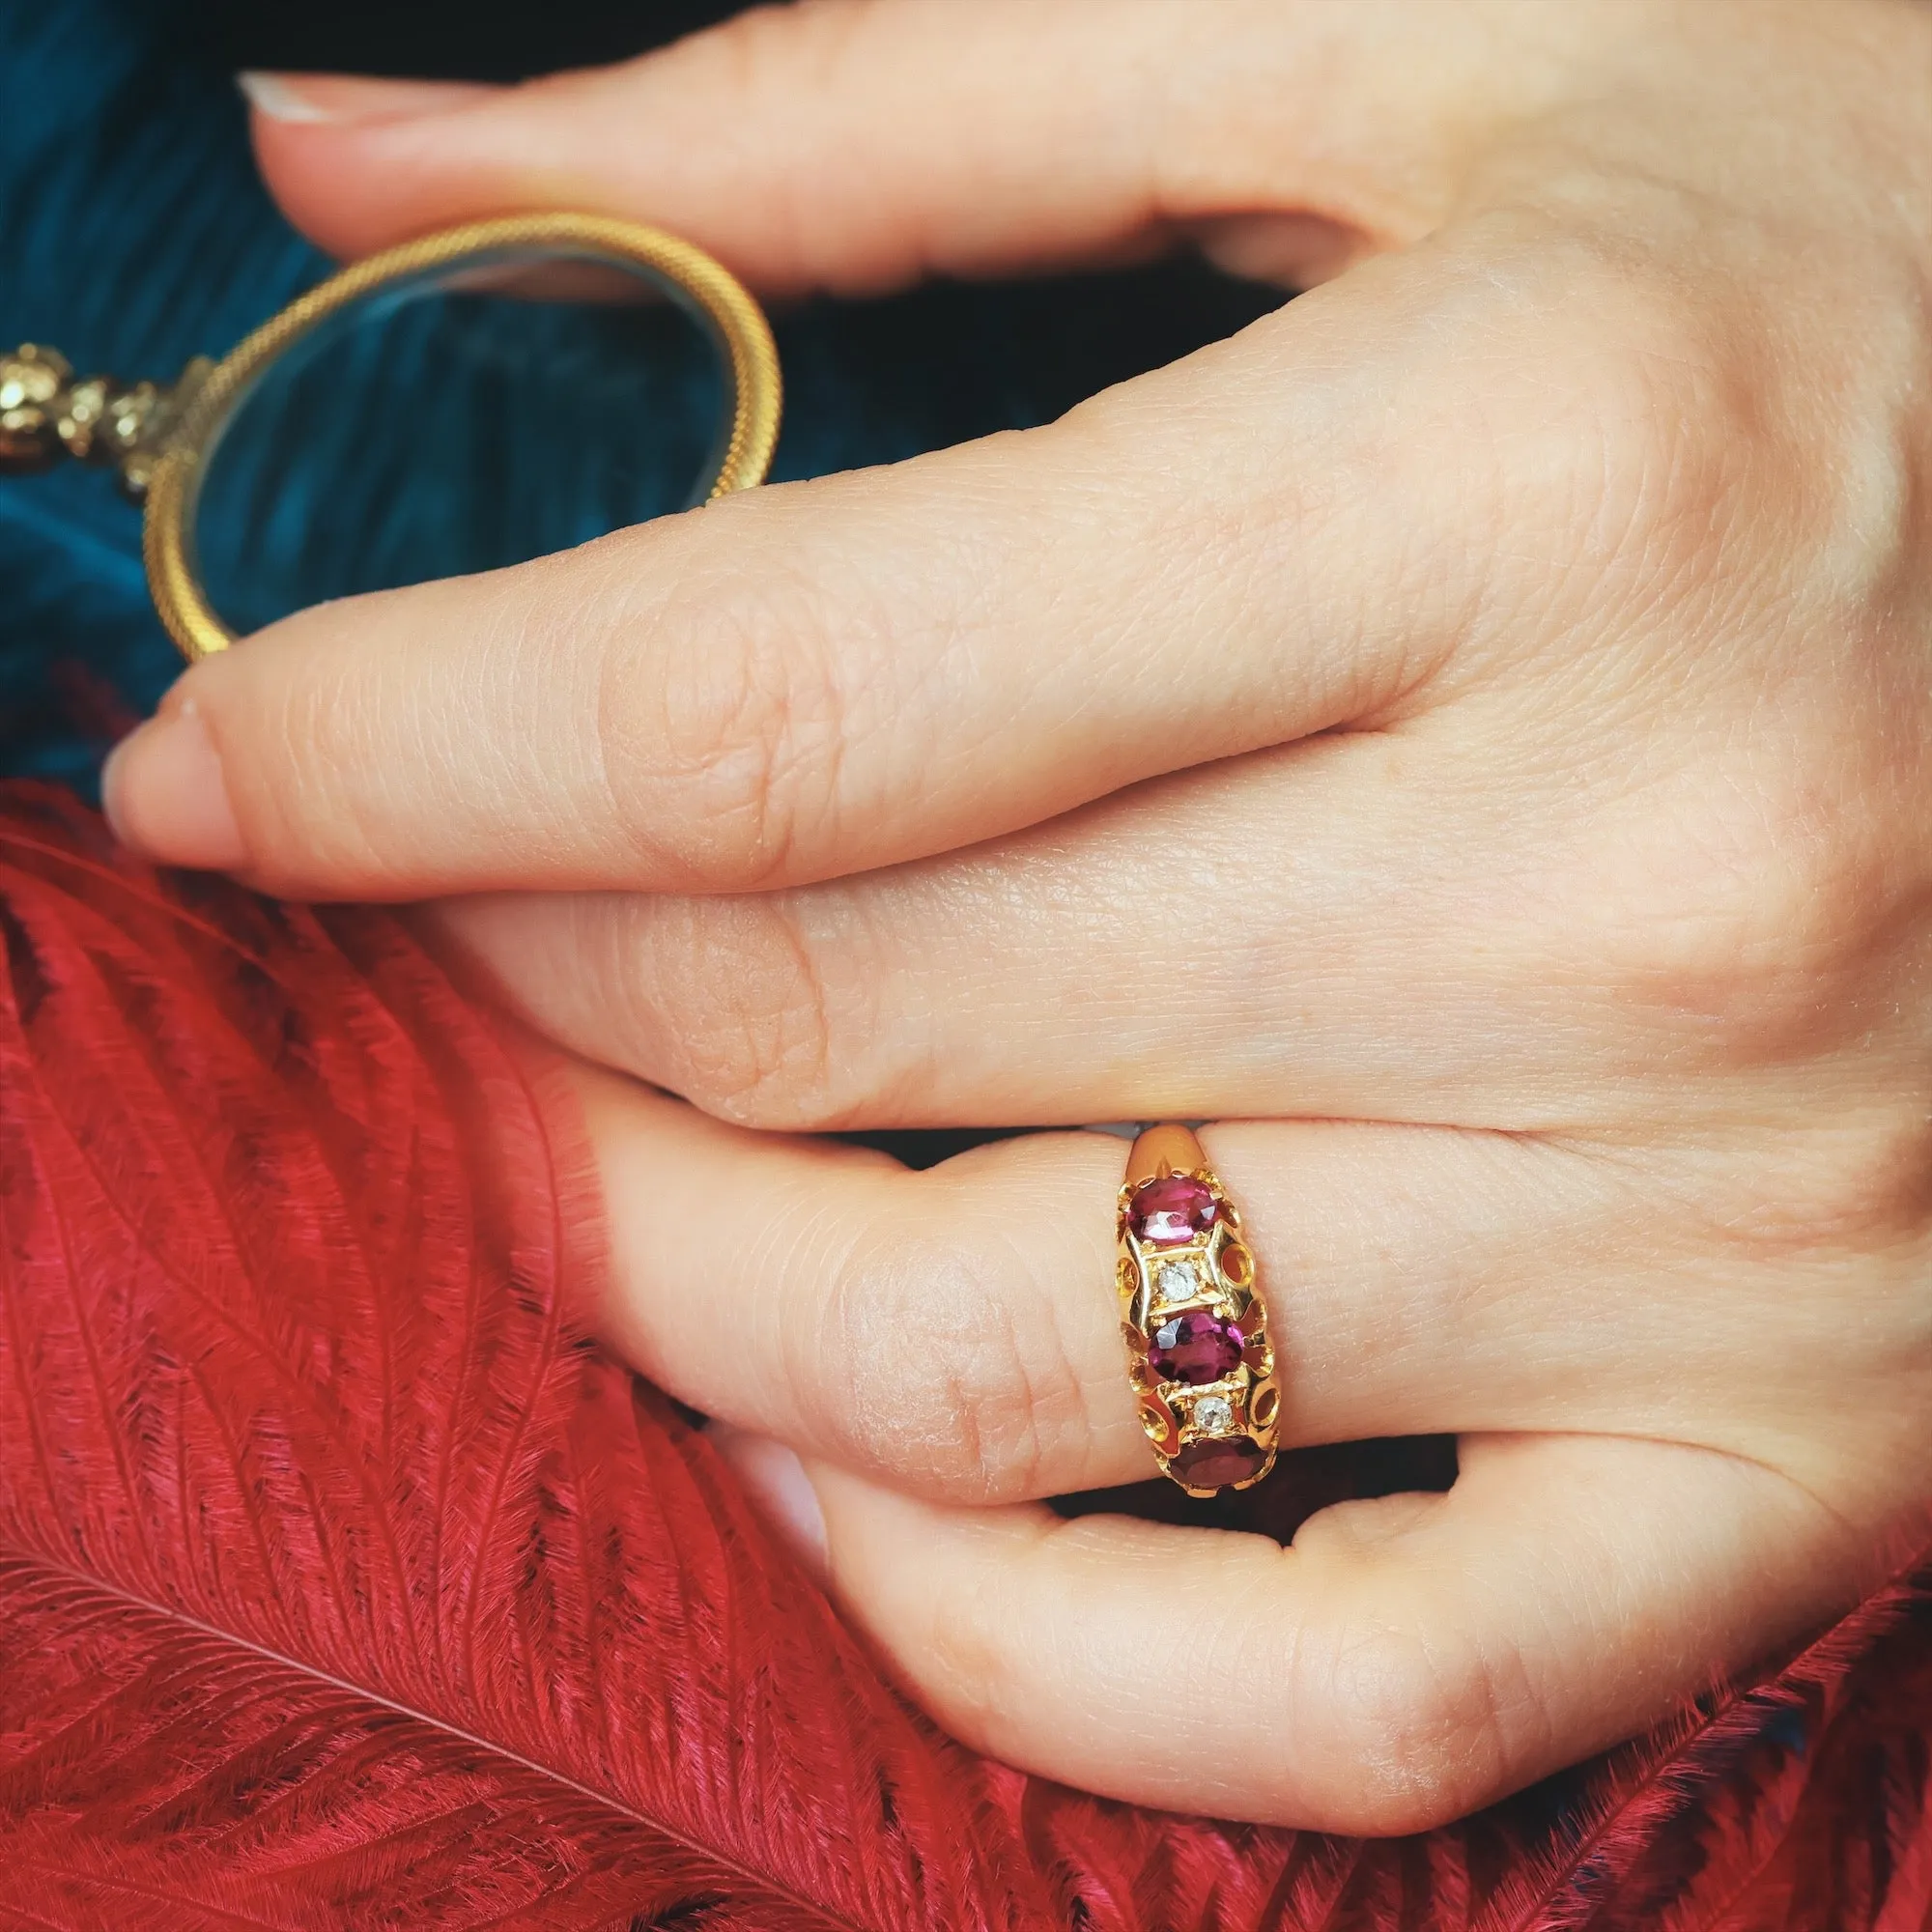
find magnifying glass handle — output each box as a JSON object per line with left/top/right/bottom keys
{"left": 0, "top": 343, "right": 213, "bottom": 500}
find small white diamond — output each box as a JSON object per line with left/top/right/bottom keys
{"left": 1156, "top": 1263, "right": 1196, "bottom": 1304}
{"left": 1193, "top": 1396, "right": 1234, "bottom": 1435}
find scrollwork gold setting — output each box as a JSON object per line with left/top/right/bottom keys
{"left": 1116, "top": 1125, "right": 1279, "bottom": 1495}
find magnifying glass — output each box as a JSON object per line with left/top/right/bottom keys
{"left": 0, "top": 213, "right": 781, "bottom": 662}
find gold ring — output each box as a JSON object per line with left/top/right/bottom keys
{"left": 1117, "top": 1124, "right": 1279, "bottom": 1494}
{"left": 143, "top": 213, "right": 782, "bottom": 663}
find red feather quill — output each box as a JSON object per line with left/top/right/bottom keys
{"left": 0, "top": 782, "right": 1926, "bottom": 1930}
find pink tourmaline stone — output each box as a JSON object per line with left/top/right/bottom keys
{"left": 1170, "top": 1436, "right": 1267, "bottom": 1492}
{"left": 1148, "top": 1311, "right": 1245, "bottom": 1385}
{"left": 1127, "top": 1175, "right": 1218, "bottom": 1246}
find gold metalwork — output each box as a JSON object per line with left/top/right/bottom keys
{"left": 9, "top": 213, "right": 781, "bottom": 664}
{"left": 1117, "top": 1124, "right": 1281, "bottom": 1496}
{"left": 1, "top": 344, "right": 213, "bottom": 497}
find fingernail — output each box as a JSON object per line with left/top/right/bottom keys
{"left": 239, "top": 71, "right": 494, "bottom": 126}
{"left": 709, "top": 1424, "right": 829, "bottom": 1577}
{"left": 101, "top": 697, "right": 249, "bottom": 871}
{"left": 237, "top": 71, "right": 335, "bottom": 123}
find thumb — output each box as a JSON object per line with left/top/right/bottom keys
{"left": 242, "top": 0, "right": 1506, "bottom": 298}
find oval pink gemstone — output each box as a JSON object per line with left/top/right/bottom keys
{"left": 1127, "top": 1175, "right": 1218, "bottom": 1246}
{"left": 1170, "top": 1436, "right": 1267, "bottom": 1492}
{"left": 1148, "top": 1312, "right": 1245, "bottom": 1385}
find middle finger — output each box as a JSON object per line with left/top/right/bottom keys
{"left": 436, "top": 724, "right": 1746, "bottom": 1133}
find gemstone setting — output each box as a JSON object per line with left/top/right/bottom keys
{"left": 1155, "top": 1261, "right": 1198, "bottom": 1304}
{"left": 1149, "top": 1312, "right": 1245, "bottom": 1385}
{"left": 1116, "top": 1135, "right": 1276, "bottom": 1498}
{"left": 1191, "top": 1393, "right": 1236, "bottom": 1434}
{"left": 1127, "top": 1175, "right": 1219, "bottom": 1247}
{"left": 1170, "top": 1435, "right": 1266, "bottom": 1491}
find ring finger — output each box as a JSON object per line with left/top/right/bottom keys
{"left": 572, "top": 1064, "right": 1853, "bottom": 1506}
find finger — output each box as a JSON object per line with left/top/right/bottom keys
{"left": 241, "top": 0, "right": 1508, "bottom": 297}
{"left": 714, "top": 1428, "right": 1870, "bottom": 1832}
{"left": 424, "top": 737, "right": 1621, "bottom": 1132}
{"left": 102, "top": 233, "right": 1520, "bottom": 900}
{"left": 572, "top": 1064, "right": 1872, "bottom": 1508}
{"left": 434, "top": 666, "right": 1881, "bottom": 1134}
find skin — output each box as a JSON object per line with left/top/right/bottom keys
{"left": 103, "top": 0, "right": 1932, "bottom": 1834}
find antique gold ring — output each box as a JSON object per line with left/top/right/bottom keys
{"left": 1117, "top": 1124, "right": 1280, "bottom": 1494}
{"left": 1, "top": 213, "right": 782, "bottom": 663}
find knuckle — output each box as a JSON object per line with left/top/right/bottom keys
{"left": 1466, "top": 231, "right": 1752, "bottom": 601}
{"left": 601, "top": 562, "right": 851, "bottom": 892}
{"left": 698, "top": 0, "right": 873, "bottom": 103}
{"left": 1483, "top": 219, "right": 1931, "bottom": 643}
{"left": 1296, "top": 1613, "right": 1524, "bottom": 1834}
{"left": 622, "top": 895, "right": 850, "bottom": 1126}
{"left": 1715, "top": 1111, "right": 1932, "bottom": 1261}
{"left": 1538, "top": 317, "right": 1731, "bottom": 572}
{"left": 620, "top": 891, "right": 938, "bottom": 1133}
{"left": 808, "top": 1222, "right": 1093, "bottom": 1502}
{"left": 1580, "top": 740, "right": 1906, "bottom": 1057}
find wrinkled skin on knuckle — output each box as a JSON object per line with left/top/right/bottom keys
{"left": 594, "top": 557, "right": 855, "bottom": 895}
{"left": 1559, "top": 725, "right": 1932, "bottom": 1079}
{"left": 1493, "top": 247, "right": 1777, "bottom": 656}
{"left": 1288, "top": 1605, "right": 1527, "bottom": 1835}
{"left": 609, "top": 893, "right": 855, "bottom": 1125}
{"left": 628, "top": 871, "right": 962, "bottom": 1132}
{"left": 1320, "top": 222, "right": 1778, "bottom": 716}
{"left": 1709, "top": 1119, "right": 1932, "bottom": 1269}
{"left": 804, "top": 1222, "right": 1096, "bottom": 1502}
{"left": 1464, "top": 216, "right": 1932, "bottom": 1097}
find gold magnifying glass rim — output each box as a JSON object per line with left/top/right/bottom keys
{"left": 143, "top": 212, "right": 782, "bottom": 664}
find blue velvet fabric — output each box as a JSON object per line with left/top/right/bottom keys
{"left": 0, "top": 0, "right": 1280, "bottom": 796}
{"left": 1, "top": 0, "right": 323, "bottom": 792}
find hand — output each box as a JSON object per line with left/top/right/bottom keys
{"left": 105, "top": 0, "right": 1932, "bottom": 1833}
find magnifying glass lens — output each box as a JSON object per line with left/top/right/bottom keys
{"left": 192, "top": 248, "right": 729, "bottom": 636}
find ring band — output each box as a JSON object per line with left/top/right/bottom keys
{"left": 1117, "top": 1125, "right": 1279, "bottom": 1494}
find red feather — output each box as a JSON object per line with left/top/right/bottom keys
{"left": 0, "top": 781, "right": 1927, "bottom": 1930}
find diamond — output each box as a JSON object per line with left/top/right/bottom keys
{"left": 1192, "top": 1394, "right": 1235, "bottom": 1434}
{"left": 1156, "top": 1262, "right": 1197, "bottom": 1304}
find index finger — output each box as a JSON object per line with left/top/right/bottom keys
{"left": 102, "top": 248, "right": 1500, "bottom": 901}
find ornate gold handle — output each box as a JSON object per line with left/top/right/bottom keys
{"left": 0, "top": 343, "right": 213, "bottom": 500}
